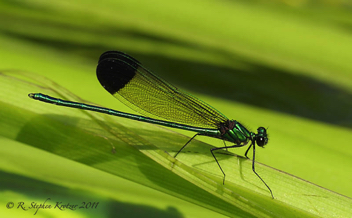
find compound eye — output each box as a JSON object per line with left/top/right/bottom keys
{"left": 256, "top": 136, "right": 267, "bottom": 147}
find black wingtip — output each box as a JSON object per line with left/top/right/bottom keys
{"left": 96, "top": 51, "right": 140, "bottom": 94}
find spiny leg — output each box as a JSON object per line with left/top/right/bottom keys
{"left": 244, "top": 143, "right": 253, "bottom": 158}
{"left": 211, "top": 147, "right": 227, "bottom": 184}
{"left": 251, "top": 143, "right": 274, "bottom": 199}
{"left": 174, "top": 133, "right": 199, "bottom": 158}
{"left": 211, "top": 143, "right": 245, "bottom": 185}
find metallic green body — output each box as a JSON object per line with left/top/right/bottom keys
{"left": 28, "top": 93, "right": 252, "bottom": 144}
{"left": 27, "top": 50, "right": 272, "bottom": 198}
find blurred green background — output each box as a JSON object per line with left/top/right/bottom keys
{"left": 0, "top": 0, "right": 352, "bottom": 217}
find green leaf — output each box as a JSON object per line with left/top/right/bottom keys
{"left": 1, "top": 1, "right": 352, "bottom": 217}
{"left": 1, "top": 70, "right": 351, "bottom": 217}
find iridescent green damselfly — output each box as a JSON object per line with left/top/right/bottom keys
{"left": 29, "top": 51, "right": 273, "bottom": 198}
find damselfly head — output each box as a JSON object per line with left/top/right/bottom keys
{"left": 255, "top": 127, "right": 268, "bottom": 147}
